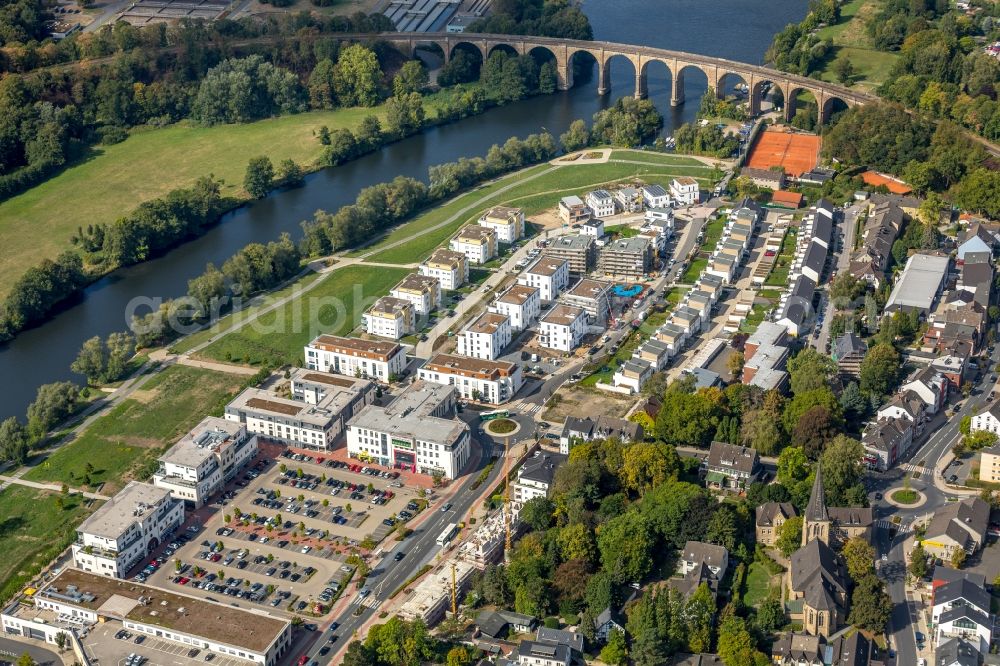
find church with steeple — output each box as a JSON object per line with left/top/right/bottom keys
{"left": 801, "top": 466, "right": 874, "bottom": 548}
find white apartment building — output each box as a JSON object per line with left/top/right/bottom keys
{"left": 224, "top": 376, "right": 374, "bottom": 450}
{"left": 539, "top": 304, "right": 587, "bottom": 352}
{"left": 561, "top": 278, "right": 612, "bottom": 325}
{"left": 518, "top": 257, "right": 570, "bottom": 303}
{"left": 492, "top": 284, "right": 541, "bottom": 331}
{"left": 419, "top": 248, "right": 469, "bottom": 290}
{"left": 419, "top": 353, "right": 524, "bottom": 405}
{"left": 363, "top": 296, "right": 415, "bottom": 340}
{"left": 971, "top": 402, "right": 1000, "bottom": 435}
{"left": 456, "top": 312, "right": 512, "bottom": 361}
{"left": 304, "top": 335, "right": 408, "bottom": 382}
{"left": 512, "top": 453, "right": 561, "bottom": 503}
{"left": 641, "top": 183, "right": 671, "bottom": 209}
{"left": 614, "top": 187, "right": 642, "bottom": 213}
{"left": 72, "top": 482, "right": 184, "bottom": 578}
{"left": 586, "top": 189, "right": 616, "bottom": 218}
{"left": 478, "top": 206, "right": 525, "bottom": 243}
{"left": 152, "top": 417, "right": 258, "bottom": 508}
{"left": 346, "top": 381, "right": 471, "bottom": 479}
{"left": 390, "top": 273, "right": 441, "bottom": 316}
{"left": 449, "top": 225, "right": 498, "bottom": 265}
{"left": 670, "top": 177, "right": 700, "bottom": 206}
{"left": 2, "top": 569, "right": 293, "bottom": 666}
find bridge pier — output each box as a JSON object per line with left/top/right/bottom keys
{"left": 557, "top": 60, "right": 573, "bottom": 91}
{"left": 670, "top": 75, "right": 685, "bottom": 107}
{"left": 597, "top": 62, "right": 609, "bottom": 96}
{"left": 634, "top": 71, "right": 647, "bottom": 100}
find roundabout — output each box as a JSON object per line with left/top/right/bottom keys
{"left": 885, "top": 487, "right": 926, "bottom": 508}
{"left": 484, "top": 418, "right": 519, "bottom": 436}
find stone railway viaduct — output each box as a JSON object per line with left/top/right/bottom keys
{"left": 345, "top": 32, "right": 874, "bottom": 124}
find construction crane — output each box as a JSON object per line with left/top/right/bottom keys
{"left": 450, "top": 562, "right": 458, "bottom": 618}
{"left": 504, "top": 436, "right": 512, "bottom": 556}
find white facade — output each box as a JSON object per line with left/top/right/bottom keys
{"left": 304, "top": 335, "right": 408, "bottom": 382}
{"left": 539, "top": 305, "right": 587, "bottom": 352}
{"left": 390, "top": 273, "right": 441, "bottom": 316}
{"left": 419, "top": 248, "right": 469, "bottom": 291}
{"left": 971, "top": 407, "right": 1000, "bottom": 435}
{"left": 449, "top": 225, "right": 497, "bottom": 265}
{"left": 612, "top": 360, "right": 653, "bottom": 393}
{"left": 581, "top": 219, "right": 605, "bottom": 238}
{"left": 363, "top": 296, "right": 415, "bottom": 340}
{"left": 641, "top": 184, "right": 671, "bottom": 209}
{"left": 478, "top": 206, "right": 525, "bottom": 243}
{"left": 418, "top": 353, "right": 524, "bottom": 405}
{"left": 492, "top": 284, "right": 541, "bottom": 331}
{"left": 346, "top": 382, "right": 471, "bottom": 479}
{"left": 670, "top": 177, "right": 700, "bottom": 206}
{"left": 518, "top": 257, "right": 570, "bottom": 303}
{"left": 456, "top": 312, "right": 512, "bottom": 361}
{"left": 72, "top": 482, "right": 184, "bottom": 578}
{"left": 586, "top": 189, "right": 616, "bottom": 218}
{"left": 153, "top": 417, "right": 258, "bottom": 508}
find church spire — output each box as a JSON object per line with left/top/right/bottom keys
{"left": 805, "top": 465, "right": 829, "bottom": 523}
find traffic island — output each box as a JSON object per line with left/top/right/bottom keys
{"left": 484, "top": 418, "right": 519, "bottom": 437}
{"left": 886, "top": 487, "right": 926, "bottom": 508}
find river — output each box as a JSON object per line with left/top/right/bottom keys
{"left": 0, "top": 0, "right": 807, "bottom": 420}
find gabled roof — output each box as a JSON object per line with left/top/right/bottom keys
{"left": 934, "top": 577, "right": 990, "bottom": 613}
{"left": 789, "top": 539, "right": 845, "bottom": 600}
{"left": 680, "top": 540, "right": 728, "bottom": 570}
{"left": 938, "top": 604, "right": 991, "bottom": 631}
{"left": 936, "top": 637, "right": 979, "bottom": 666}
{"left": 833, "top": 332, "right": 867, "bottom": 361}
{"left": 707, "top": 441, "right": 758, "bottom": 475}
{"left": 755, "top": 502, "right": 796, "bottom": 527}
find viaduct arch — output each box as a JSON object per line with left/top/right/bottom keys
{"left": 346, "top": 32, "right": 874, "bottom": 124}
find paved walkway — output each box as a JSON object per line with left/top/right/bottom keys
{"left": 0, "top": 475, "right": 109, "bottom": 500}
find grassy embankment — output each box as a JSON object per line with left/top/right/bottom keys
{"left": 0, "top": 88, "right": 463, "bottom": 300}
{"left": 0, "top": 486, "right": 97, "bottom": 604}
{"left": 24, "top": 365, "right": 246, "bottom": 494}
{"left": 814, "top": 0, "right": 900, "bottom": 93}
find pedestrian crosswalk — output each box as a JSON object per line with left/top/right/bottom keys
{"left": 876, "top": 519, "right": 899, "bottom": 532}
{"left": 900, "top": 463, "right": 928, "bottom": 478}
{"left": 521, "top": 402, "right": 542, "bottom": 416}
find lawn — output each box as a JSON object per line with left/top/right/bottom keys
{"left": 0, "top": 88, "right": 462, "bottom": 300}
{"left": 24, "top": 365, "right": 246, "bottom": 493}
{"left": 813, "top": 0, "right": 900, "bottom": 91}
{"left": 0, "top": 486, "right": 98, "bottom": 603}
{"left": 744, "top": 561, "right": 776, "bottom": 608}
{"left": 764, "top": 228, "right": 797, "bottom": 287}
{"left": 682, "top": 258, "right": 708, "bottom": 283}
{"left": 608, "top": 150, "right": 712, "bottom": 167}
{"left": 361, "top": 162, "right": 718, "bottom": 264}
{"left": 197, "top": 264, "right": 409, "bottom": 366}
{"left": 702, "top": 218, "right": 726, "bottom": 248}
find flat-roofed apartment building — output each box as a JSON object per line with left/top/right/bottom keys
{"left": 225, "top": 374, "right": 374, "bottom": 450}
{"left": 518, "top": 257, "right": 570, "bottom": 302}
{"left": 558, "top": 195, "right": 590, "bottom": 225}
{"left": 419, "top": 248, "right": 469, "bottom": 290}
{"left": 72, "top": 482, "right": 184, "bottom": 578}
{"left": 419, "top": 353, "right": 523, "bottom": 404}
{"left": 449, "top": 224, "right": 497, "bottom": 264}
{"left": 304, "top": 335, "right": 407, "bottom": 382}
{"left": 586, "top": 189, "right": 616, "bottom": 218}
{"left": 457, "top": 312, "right": 512, "bottom": 360}
{"left": 153, "top": 416, "right": 258, "bottom": 508}
{"left": 390, "top": 273, "right": 441, "bottom": 316}
{"left": 492, "top": 284, "right": 541, "bottom": 331}
{"left": 539, "top": 304, "right": 587, "bottom": 352}
{"left": 543, "top": 234, "right": 595, "bottom": 275}
{"left": 1, "top": 568, "right": 292, "bottom": 665}
{"left": 598, "top": 236, "right": 654, "bottom": 279}
{"left": 347, "top": 380, "right": 471, "bottom": 478}
{"left": 478, "top": 206, "right": 525, "bottom": 243}
{"left": 363, "top": 296, "right": 415, "bottom": 340}
{"left": 560, "top": 278, "right": 612, "bottom": 325}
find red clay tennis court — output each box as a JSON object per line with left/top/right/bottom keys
{"left": 746, "top": 129, "right": 821, "bottom": 178}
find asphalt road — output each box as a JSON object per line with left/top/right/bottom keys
{"left": 0, "top": 637, "right": 62, "bottom": 666}
{"left": 304, "top": 429, "right": 501, "bottom": 663}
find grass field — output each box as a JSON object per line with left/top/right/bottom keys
{"left": 196, "top": 264, "right": 409, "bottom": 366}
{"left": 24, "top": 366, "right": 246, "bottom": 493}
{"left": 0, "top": 486, "right": 98, "bottom": 603}
{"left": 363, "top": 162, "right": 717, "bottom": 264}
{"left": 744, "top": 561, "right": 776, "bottom": 608}
{"left": 608, "top": 150, "right": 713, "bottom": 167}
{"left": 0, "top": 89, "right": 461, "bottom": 300}
{"left": 764, "top": 228, "right": 798, "bottom": 287}
{"left": 814, "top": 0, "right": 900, "bottom": 92}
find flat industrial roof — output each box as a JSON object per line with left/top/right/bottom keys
{"left": 40, "top": 569, "right": 288, "bottom": 653}
{"left": 886, "top": 253, "right": 950, "bottom": 311}
{"left": 159, "top": 417, "right": 244, "bottom": 469}
{"left": 77, "top": 482, "right": 174, "bottom": 540}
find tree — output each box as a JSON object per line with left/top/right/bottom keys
{"left": 244, "top": 156, "right": 274, "bottom": 199}
{"left": 16, "top": 653, "right": 35, "bottom": 666}
{"left": 848, "top": 575, "right": 892, "bottom": 633}
{"left": 333, "top": 45, "right": 383, "bottom": 107}
{"left": 755, "top": 597, "right": 786, "bottom": 632}
{"left": 597, "top": 511, "right": 654, "bottom": 583}
{"left": 520, "top": 496, "right": 555, "bottom": 531}
{"left": 55, "top": 632, "right": 67, "bottom": 651}
{"left": 834, "top": 57, "right": 855, "bottom": 85}
{"left": 591, "top": 97, "right": 663, "bottom": 147}
{"left": 842, "top": 537, "right": 876, "bottom": 581}
{"left": 277, "top": 159, "right": 304, "bottom": 187}
{"left": 552, "top": 558, "right": 591, "bottom": 612}
{"left": 0, "top": 416, "right": 29, "bottom": 464}
{"left": 446, "top": 646, "right": 471, "bottom": 666}
{"left": 71, "top": 336, "right": 107, "bottom": 385}
{"left": 727, "top": 351, "right": 745, "bottom": 378}
{"left": 308, "top": 58, "right": 337, "bottom": 109}
{"left": 655, "top": 385, "right": 720, "bottom": 447}
{"left": 909, "top": 542, "right": 928, "bottom": 579}
{"left": 859, "top": 342, "right": 900, "bottom": 398}
{"left": 717, "top": 609, "right": 768, "bottom": 666}
{"left": 560, "top": 119, "right": 590, "bottom": 152}
{"left": 393, "top": 61, "right": 428, "bottom": 97}
{"left": 820, "top": 436, "right": 866, "bottom": 506}
{"left": 384, "top": 93, "right": 425, "bottom": 136}
{"left": 951, "top": 548, "right": 967, "bottom": 569}
{"left": 787, "top": 348, "right": 837, "bottom": 395}
{"left": 600, "top": 629, "right": 628, "bottom": 665}
{"left": 783, "top": 388, "right": 842, "bottom": 441}
{"left": 740, "top": 408, "right": 785, "bottom": 456}
{"left": 776, "top": 516, "right": 803, "bottom": 556}
{"left": 26, "top": 381, "right": 80, "bottom": 439}
{"left": 791, "top": 405, "right": 838, "bottom": 458}
{"left": 619, "top": 442, "right": 678, "bottom": 496}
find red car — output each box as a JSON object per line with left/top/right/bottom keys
{"left": 297, "top": 656, "right": 309, "bottom": 666}
{"left": 765, "top": 250, "right": 775, "bottom": 257}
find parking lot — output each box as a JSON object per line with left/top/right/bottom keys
{"left": 142, "top": 450, "right": 429, "bottom": 619}
{"left": 84, "top": 620, "right": 250, "bottom": 666}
